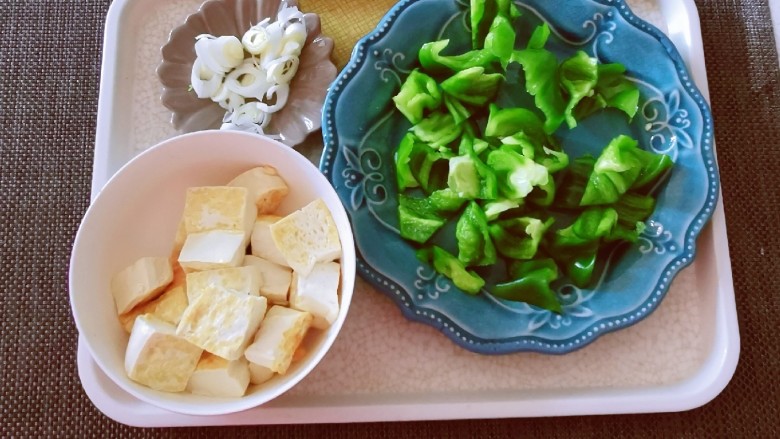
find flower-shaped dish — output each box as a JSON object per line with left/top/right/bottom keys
{"left": 320, "top": 0, "right": 720, "bottom": 354}
{"left": 157, "top": 0, "right": 337, "bottom": 146}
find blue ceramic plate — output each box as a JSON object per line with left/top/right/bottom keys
{"left": 320, "top": 0, "right": 718, "bottom": 354}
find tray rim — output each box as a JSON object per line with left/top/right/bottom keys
{"left": 80, "top": 0, "right": 739, "bottom": 426}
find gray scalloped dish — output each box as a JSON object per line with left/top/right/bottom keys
{"left": 157, "top": 0, "right": 337, "bottom": 146}
{"left": 320, "top": 0, "right": 720, "bottom": 354}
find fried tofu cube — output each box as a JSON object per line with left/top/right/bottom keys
{"left": 182, "top": 186, "right": 256, "bottom": 240}
{"left": 171, "top": 216, "right": 188, "bottom": 259}
{"left": 119, "top": 285, "right": 189, "bottom": 333}
{"left": 244, "top": 306, "right": 312, "bottom": 374}
{"left": 125, "top": 314, "right": 202, "bottom": 392}
{"left": 178, "top": 230, "right": 246, "bottom": 271}
{"left": 111, "top": 256, "right": 173, "bottom": 315}
{"left": 186, "top": 352, "right": 251, "bottom": 397}
{"left": 250, "top": 215, "right": 290, "bottom": 267}
{"left": 248, "top": 363, "right": 275, "bottom": 385}
{"left": 243, "top": 255, "right": 291, "bottom": 305}
{"left": 176, "top": 289, "right": 267, "bottom": 360}
{"left": 269, "top": 199, "right": 341, "bottom": 275}
{"left": 227, "top": 166, "right": 289, "bottom": 214}
{"left": 289, "top": 261, "right": 340, "bottom": 329}
{"left": 185, "top": 266, "right": 262, "bottom": 303}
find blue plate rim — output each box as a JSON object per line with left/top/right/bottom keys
{"left": 320, "top": 0, "right": 720, "bottom": 355}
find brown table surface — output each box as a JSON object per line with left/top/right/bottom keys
{"left": 2, "top": 0, "right": 778, "bottom": 436}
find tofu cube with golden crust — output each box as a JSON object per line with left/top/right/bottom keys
{"left": 185, "top": 265, "right": 262, "bottom": 303}
{"left": 178, "top": 230, "right": 246, "bottom": 272}
{"left": 243, "top": 255, "right": 291, "bottom": 305}
{"left": 250, "top": 215, "right": 290, "bottom": 267}
{"left": 125, "top": 314, "right": 202, "bottom": 392}
{"left": 227, "top": 166, "right": 289, "bottom": 214}
{"left": 248, "top": 363, "right": 275, "bottom": 385}
{"left": 186, "top": 352, "right": 251, "bottom": 397}
{"left": 111, "top": 256, "right": 173, "bottom": 315}
{"left": 289, "top": 261, "right": 340, "bottom": 329}
{"left": 244, "top": 306, "right": 312, "bottom": 374}
{"left": 269, "top": 199, "right": 341, "bottom": 275}
{"left": 182, "top": 186, "right": 256, "bottom": 240}
{"left": 176, "top": 289, "right": 267, "bottom": 360}
{"left": 119, "top": 285, "right": 189, "bottom": 333}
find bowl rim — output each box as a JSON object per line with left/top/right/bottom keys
{"left": 70, "top": 130, "right": 356, "bottom": 415}
{"left": 319, "top": 0, "right": 720, "bottom": 355}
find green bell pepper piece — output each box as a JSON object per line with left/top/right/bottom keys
{"left": 394, "top": 133, "right": 421, "bottom": 191}
{"left": 550, "top": 207, "right": 618, "bottom": 255}
{"left": 443, "top": 93, "right": 473, "bottom": 125}
{"left": 483, "top": 198, "right": 522, "bottom": 221}
{"left": 418, "top": 40, "right": 496, "bottom": 74}
{"left": 560, "top": 51, "right": 599, "bottom": 129}
{"left": 485, "top": 104, "right": 545, "bottom": 139}
{"left": 574, "top": 63, "right": 640, "bottom": 121}
{"left": 470, "top": 0, "right": 520, "bottom": 49}
{"left": 489, "top": 216, "right": 553, "bottom": 260}
{"left": 527, "top": 176, "right": 556, "bottom": 207}
{"left": 440, "top": 67, "right": 503, "bottom": 106}
{"left": 410, "top": 111, "right": 463, "bottom": 148}
{"left": 417, "top": 246, "right": 486, "bottom": 294}
{"left": 566, "top": 253, "right": 596, "bottom": 288}
{"left": 548, "top": 207, "right": 618, "bottom": 287}
{"left": 555, "top": 155, "right": 595, "bottom": 209}
{"left": 526, "top": 21, "right": 550, "bottom": 50}
{"left": 633, "top": 153, "right": 674, "bottom": 190}
{"left": 607, "top": 192, "right": 654, "bottom": 242}
{"left": 581, "top": 135, "right": 672, "bottom": 205}
{"left": 487, "top": 145, "right": 550, "bottom": 200}
{"left": 484, "top": 15, "right": 516, "bottom": 69}
{"left": 428, "top": 188, "right": 468, "bottom": 213}
{"left": 398, "top": 203, "right": 446, "bottom": 244}
{"left": 394, "top": 134, "right": 449, "bottom": 194}
{"left": 491, "top": 258, "right": 561, "bottom": 312}
{"left": 392, "top": 69, "right": 442, "bottom": 124}
{"left": 456, "top": 201, "right": 497, "bottom": 266}
{"left": 448, "top": 135, "right": 499, "bottom": 200}
{"left": 512, "top": 47, "right": 566, "bottom": 134}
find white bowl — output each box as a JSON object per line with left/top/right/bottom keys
{"left": 69, "top": 130, "right": 356, "bottom": 415}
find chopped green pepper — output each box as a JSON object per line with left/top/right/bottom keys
{"left": 456, "top": 201, "right": 497, "bottom": 266}
{"left": 548, "top": 207, "right": 618, "bottom": 287}
{"left": 470, "top": 0, "right": 520, "bottom": 50}
{"left": 398, "top": 203, "right": 446, "bottom": 244}
{"left": 418, "top": 40, "right": 496, "bottom": 74}
{"left": 484, "top": 104, "right": 545, "bottom": 139}
{"left": 555, "top": 155, "right": 595, "bottom": 209}
{"left": 484, "top": 15, "right": 516, "bottom": 68}
{"left": 489, "top": 216, "right": 553, "bottom": 260}
{"left": 574, "top": 63, "right": 640, "bottom": 121}
{"left": 512, "top": 46, "right": 566, "bottom": 134}
{"left": 448, "top": 135, "right": 498, "bottom": 200}
{"left": 410, "top": 111, "right": 463, "bottom": 148}
{"left": 559, "top": 51, "right": 599, "bottom": 129}
{"left": 491, "top": 258, "right": 561, "bottom": 312}
{"left": 417, "top": 246, "right": 486, "bottom": 294}
{"left": 393, "top": 134, "right": 449, "bottom": 194}
{"left": 440, "top": 67, "right": 503, "bottom": 106}
{"left": 487, "top": 145, "right": 550, "bottom": 200}
{"left": 567, "top": 253, "right": 596, "bottom": 288}
{"left": 483, "top": 198, "right": 522, "bottom": 221}
{"left": 392, "top": 69, "right": 442, "bottom": 124}
{"left": 581, "top": 135, "right": 671, "bottom": 205}
{"left": 443, "top": 93, "right": 473, "bottom": 125}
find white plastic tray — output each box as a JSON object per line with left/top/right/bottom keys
{"left": 79, "top": 0, "right": 739, "bottom": 426}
